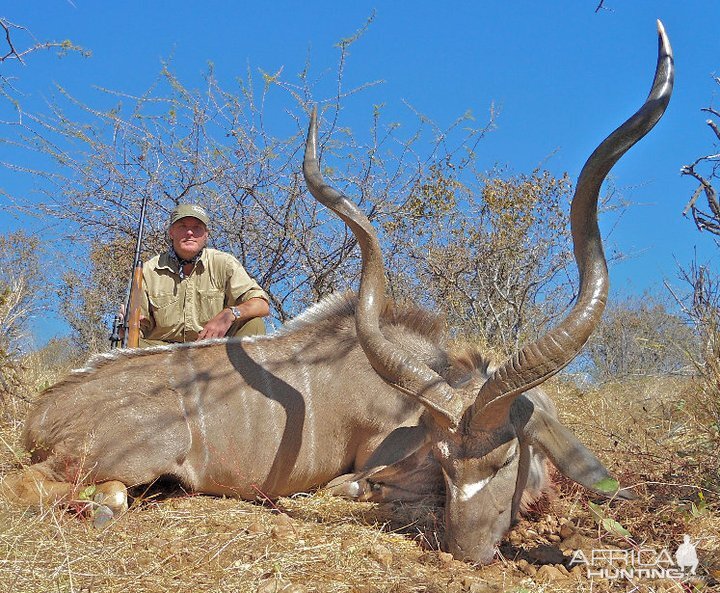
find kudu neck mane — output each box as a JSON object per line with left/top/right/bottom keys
{"left": 282, "top": 292, "right": 492, "bottom": 384}
{"left": 60, "top": 292, "right": 491, "bottom": 388}
{"left": 278, "top": 292, "right": 445, "bottom": 339}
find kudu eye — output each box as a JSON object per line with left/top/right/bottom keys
{"left": 492, "top": 444, "right": 518, "bottom": 473}
{"left": 498, "top": 456, "right": 514, "bottom": 471}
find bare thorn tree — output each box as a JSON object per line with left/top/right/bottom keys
{"left": 1, "top": 21, "right": 613, "bottom": 364}
{"left": 0, "top": 16, "right": 87, "bottom": 70}
{"left": 673, "top": 74, "right": 720, "bottom": 454}
{"left": 1, "top": 29, "right": 496, "bottom": 353}
{"left": 0, "top": 232, "right": 45, "bottom": 404}
{"left": 681, "top": 77, "right": 720, "bottom": 239}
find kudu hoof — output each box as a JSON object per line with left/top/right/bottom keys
{"left": 78, "top": 480, "right": 128, "bottom": 528}
{"left": 92, "top": 504, "right": 115, "bottom": 529}
{"left": 324, "top": 474, "right": 368, "bottom": 499}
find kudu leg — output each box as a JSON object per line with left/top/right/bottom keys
{"left": 1, "top": 463, "right": 128, "bottom": 516}
{"left": 325, "top": 424, "right": 442, "bottom": 502}
{"left": 1, "top": 463, "right": 76, "bottom": 507}
{"left": 325, "top": 438, "right": 443, "bottom": 503}
{"left": 326, "top": 471, "right": 443, "bottom": 503}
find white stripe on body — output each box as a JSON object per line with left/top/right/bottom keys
{"left": 175, "top": 348, "right": 209, "bottom": 485}
{"left": 298, "top": 351, "right": 316, "bottom": 479}
{"left": 176, "top": 389, "right": 199, "bottom": 486}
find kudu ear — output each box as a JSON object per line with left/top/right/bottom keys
{"left": 520, "top": 408, "right": 635, "bottom": 500}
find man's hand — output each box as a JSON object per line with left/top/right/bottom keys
{"left": 198, "top": 298, "right": 269, "bottom": 341}
{"left": 198, "top": 308, "right": 235, "bottom": 340}
{"left": 114, "top": 304, "right": 147, "bottom": 341}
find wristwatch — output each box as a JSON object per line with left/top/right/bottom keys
{"left": 229, "top": 306, "right": 242, "bottom": 320}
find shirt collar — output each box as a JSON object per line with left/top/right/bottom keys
{"left": 157, "top": 247, "right": 206, "bottom": 278}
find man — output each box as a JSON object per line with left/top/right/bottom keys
{"left": 136, "top": 203, "right": 269, "bottom": 347}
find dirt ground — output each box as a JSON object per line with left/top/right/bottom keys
{"left": 1, "top": 375, "right": 718, "bottom": 593}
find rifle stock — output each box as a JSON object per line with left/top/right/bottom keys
{"left": 126, "top": 263, "right": 144, "bottom": 348}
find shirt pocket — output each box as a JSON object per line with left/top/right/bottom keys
{"left": 148, "top": 292, "right": 181, "bottom": 331}
{"left": 197, "top": 288, "right": 226, "bottom": 324}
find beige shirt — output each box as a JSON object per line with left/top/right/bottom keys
{"left": 139, "top": 248, "right": 268, "bottom": 344}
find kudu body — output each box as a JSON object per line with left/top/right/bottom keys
{"left": 6, "top": 298, "right": 447, "bottom": 504}
{"left": 2, "top": 23, "right": 672, "bottom": 565}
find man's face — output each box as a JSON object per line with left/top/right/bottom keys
{"left": 169, "top": 216, "right": 208, "bottom": 260}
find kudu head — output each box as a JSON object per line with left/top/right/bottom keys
{"left": 303, "top": 22, "right": 673, "bottom": 564}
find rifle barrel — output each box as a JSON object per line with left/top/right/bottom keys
{"left": 114, "top": 194, "right": 149, "bottom": 349}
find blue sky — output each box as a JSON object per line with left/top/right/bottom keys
{"left": 2, "top": 1, "right": 719, "bottom": 345}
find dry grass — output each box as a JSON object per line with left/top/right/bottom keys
{"left": 1, "top": 371, "right": 718, "bottom": 592}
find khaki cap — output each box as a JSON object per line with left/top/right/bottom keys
{"left": 169, "top": 204, "right": 210, "bottom": 227}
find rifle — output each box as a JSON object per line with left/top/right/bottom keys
{"left": 110, "top": 194, "right": 149, "bottom": 349}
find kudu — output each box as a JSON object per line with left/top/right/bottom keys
{"left": 2, "top": 22, "right": 672, "bottom": 565}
